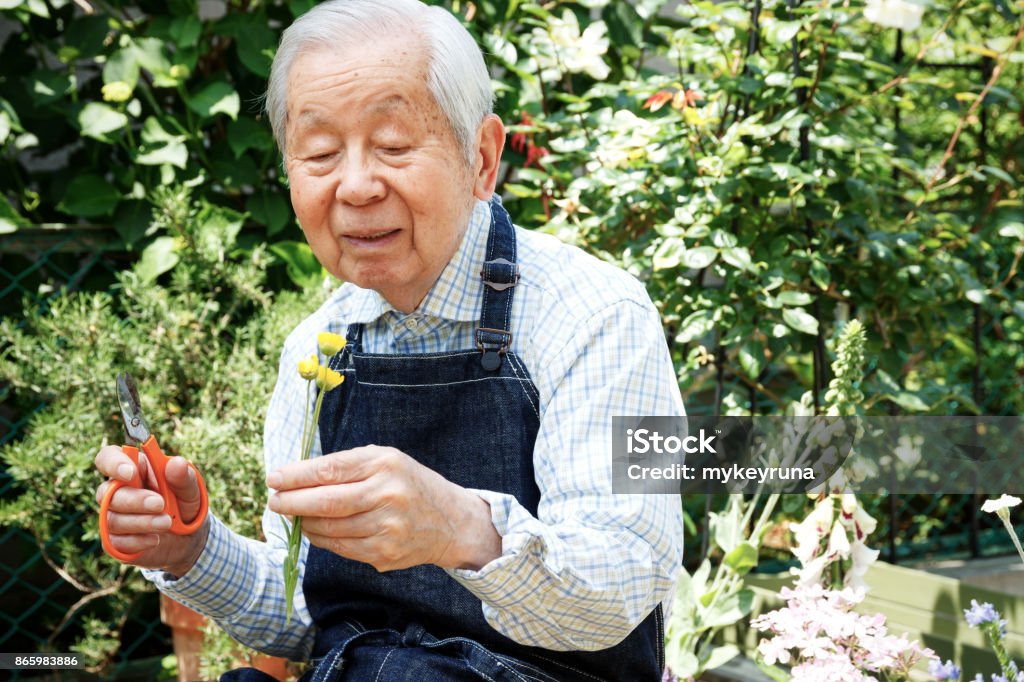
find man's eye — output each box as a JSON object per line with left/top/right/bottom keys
{"left": 306, "top": 152, "right": 335, "bottom": 163}
{"left": 380, "top": 146, "right": 409, "bottom": 155}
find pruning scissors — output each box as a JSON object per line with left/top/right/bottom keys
{"left": 99, "top": 373, "right": 209, "bottom": 562}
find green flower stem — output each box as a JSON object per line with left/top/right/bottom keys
{"left": 983, "top": 621, "right": 1016, "bottom": 681}
{"left": 284, "top": 375, "right": 330, "bottom": 625}
{"left": 997, "top": 514, "right": 1024, "bottom": 566}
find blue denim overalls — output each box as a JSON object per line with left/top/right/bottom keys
{"left": 228, "top": 199, "right": 663, "bottom": 681}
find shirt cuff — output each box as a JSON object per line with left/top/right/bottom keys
{"left": 142, "top": 514, "right": 259, "bottom": 621}
{"left": 445, "top": 489, "right": 563, "bottom": 608}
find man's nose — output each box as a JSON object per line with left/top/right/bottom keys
{"left": 335, "top": 154, "right": 386, "bottom": 206}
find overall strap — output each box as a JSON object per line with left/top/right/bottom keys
{"left": 329, "top": 323, "right": 364, "bottom": 371}
{"left": 476, "top": 195, "right": 520, "bottom": 371}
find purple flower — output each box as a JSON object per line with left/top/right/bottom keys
{"left": 964, "top": 600, "right": 1001, "bottom": 627}
{"left": 929, "top": 659, "right": 961, "bottom": 681}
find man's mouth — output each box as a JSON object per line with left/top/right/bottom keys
{"left": 345, "top": 229, "right": 400, "bottom": 241}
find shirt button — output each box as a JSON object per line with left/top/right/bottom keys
{"left": 404, "top": 317, "right": 420, "bottom": 331}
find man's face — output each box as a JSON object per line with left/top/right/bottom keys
{"left": 284, "top": 39, "right": 478, "bottom": 313}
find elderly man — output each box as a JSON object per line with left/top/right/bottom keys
{"left": 94, "top": 1, "right": 684, "bottom": 679}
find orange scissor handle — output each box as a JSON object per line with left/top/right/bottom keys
{"left": 99, "top": 436, "right": 209, "bottom": 563}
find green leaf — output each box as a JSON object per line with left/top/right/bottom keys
{"left": 113, "top": 199, "right": 153, "bottom": 247}
{"left": 675, "top": 309, "right": 714, "bottom": 344}
{"left": 227, "top": 117, "right": 274, "bottom": 158}
{"left": 738, "top": 341, "right": 763, "bottom": 378}
{"left": 702, "top": 644, "right": 740, "bottom": 671}
{"left": 720, "top": 247, "right": 752, "bottom": 272}
{"left": 653, "top": 237, "right": 683, "bottom": 270}
{"left": 723, "top": 542, "right": 759, "bottom": 575}
{"left": 783, "top": 307, "right": 819, "bottom": 335}
{"left": 24, "top": 0, "right": 46, "bottom": 16}
{"left": 103, "top": 48, "right": 140, "bottom": 90}
{"left": 888, "top": 392, "right": 930, "bottom": 412}
{"left": 766, "top": 20, "right": 801, "bottom": 45}
{"left": 0, "top": 0, "right": 25, "bottom": 9}
{"left": 235, "top": 21, "right": 276, "bottom": 77}
{"left": 169, "top": 14, "right": 202, "bottom": 48}
{"left": 602, "top": 1, "right": 644, "bottom": 47}
{"left": 78, "top": 102, "right": 128, "bottom": 140}
{"left": 701, "top": 588, "right": 754, "bottom": 628}
{"left": 28, "top": 70, "right": 72, "bottom": 106}
{"left": 681, "top": 246, "right": 718, "bottom": 269}
{"left": 187, "top": 82, "right": 240, "bottom": 120}
{"left": 135, "top": 139, "right": 188, "bottom": 168}
{"left": 0, "top": 111, "right": 10, "bottom": 145}
{"left": 997, "top": 222, "right": 1024, "bottom": 240}
{"left": 777, "top": 291, "right": 813, "bottom": 306}
{"left": 710, "top": 500, "right": 743, "bottom": 554}
{"left": 136, "top": 236, "right": 180, "bottom": 283}
{"left": 666, "top": 651, "right": 699, "bottom": 679}
{"left": 0, "top": 193, "right": 28, "bottom": 234}
{"left": 810, "top": 258, "right": 831, "bottom": 290}
{"left": 247, "top": 191, "right": 290, "bottom": 235}
{"left": 289, "top": 0, "right": 316, "bottom": 17}
{"left": 756, "top": 660, "right": 792, "bottom": 682}
{"left": 132, "top": 37, "right": 172, "bottom": 78}
{"left": 58, "top": 175, "right": 120, "bottom": 217}
{"left": 65, "top": 15, "right": 109, "bottom": 58}
{"left": 270, "top": 241, "right": 326, "bottom": 289}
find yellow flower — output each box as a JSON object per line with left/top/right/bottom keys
{"left": 102, "top": 81, "right": 133, "bottom": 103}
{"left": 316, "top": 366, "right": 344, "bottom": 391}
{"left": 317, "top": 331, "right": 346, "bottom": 357}
{"left": 297, "top": 354, "right": 319, "bottom": 380}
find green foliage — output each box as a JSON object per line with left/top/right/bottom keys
{"left": 0, "top": 0, "right": 299, "bottom": 251}
{"left": 451, "top": 0, "right": 1024, "bottom": 416}
{"left": 0, "top": 188, "right": 326, "bottom": 671}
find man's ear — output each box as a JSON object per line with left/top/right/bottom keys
{"left": 472, "top": 114, "right": 505, "bottom": 200}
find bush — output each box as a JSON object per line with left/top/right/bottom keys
{"left": 0, "top": 187, "right": 327, "bottom": 671}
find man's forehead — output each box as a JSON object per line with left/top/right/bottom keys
{"left": 293, "top": 94, "right": 414, "bottom": 127}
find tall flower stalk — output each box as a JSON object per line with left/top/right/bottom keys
{"left": 283, "top": 331, "right": 346, "bottom": 625}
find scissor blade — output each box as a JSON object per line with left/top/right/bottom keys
{"left": 116, "top": 372, "right": 151, "bottom": 443}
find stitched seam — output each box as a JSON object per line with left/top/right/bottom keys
{"left": 313, "top": 645, "right": 346, "bottom": 682}
{"left": 356, "top": 377, "right": 533, "bottom": 388}
{"left": 353, "top": 350, "right": 480, "bottom": 361}
{"left": 453, "top": 638, "right": 528, "bottom": 682}
{"left": 508, "top": 351, "right": 541, "bottom": 405}
{"left": 371, "top": 648, "right": 396, "bottom": 682}
{"left": 504, "top": 353, "right": 540, "bottom": 420}
{"left": 492, "top": 653, "right": 559, "bottom": 682}
{"left": 466, "top": 660, "right": 497, "bottom": 682}
{"left": 529, "top": 653, "right": 606, "bottom": 681}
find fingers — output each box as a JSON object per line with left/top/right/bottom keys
{"left": 164, "top": 457, "right": 203, "bottom": 524}
{"left": 267, "top": 446, "right": 390, "bottom": 491}
{"left": 268, "top": 478, "right": 378, "bottom": 518}
{"left": 94, "top": 445, "right": 142, "bottom": 483}
{"left": 106, "top": 532, "right": 161, "bottom": 554}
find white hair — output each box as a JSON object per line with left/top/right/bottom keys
{"left": 265, "top": 0, "right": 493, "bottom": 165}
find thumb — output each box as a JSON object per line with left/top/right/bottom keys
{"left": 164, "top": 456, "right": 203, "bottom": 525}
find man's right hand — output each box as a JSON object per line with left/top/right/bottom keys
{"left": 94, "top": 445, "right": 210, "bottom": 577}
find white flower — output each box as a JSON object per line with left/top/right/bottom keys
{"left": 531, "top": 10, "right": 611, "bottom": 81}
{"left": 981, "top": 494, "right": 1022, "bottom": 515}
{"left": 846, "top": 540, "right": 880, "bottom": 590}
{"left": 864, "top": 0, "right": 925, "bottom": 32}
{"left": 827, "top": 522, "right": 851, "bottom": 561}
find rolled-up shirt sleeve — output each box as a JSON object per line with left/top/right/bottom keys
{"left": 447, "top": 298, "right": 685, "bottom": 651}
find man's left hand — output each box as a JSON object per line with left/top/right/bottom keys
{"left": 267, "top": 446, "right": 501, "bottom": 572}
